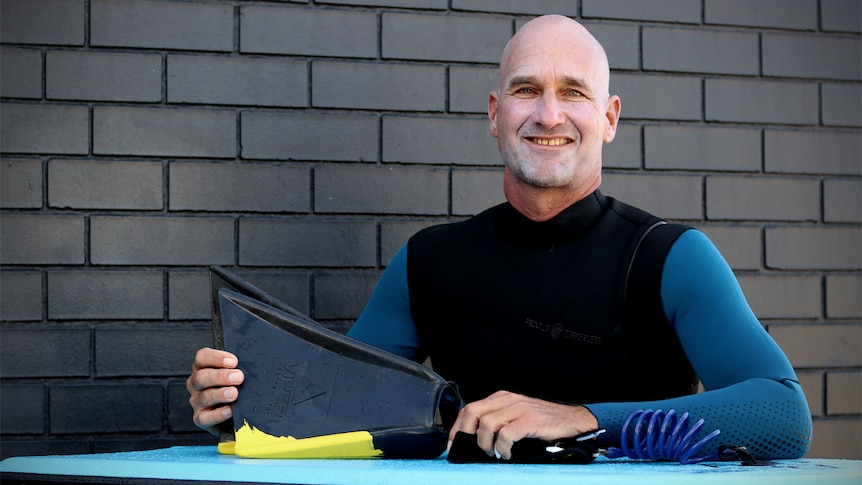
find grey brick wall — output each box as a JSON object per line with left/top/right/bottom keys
{"left": 1, "top": 0, "right": 859, "bottom": 461}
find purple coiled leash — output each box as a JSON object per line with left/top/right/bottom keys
{"left": 605, "top": 409, "right": 722, "bottom": 464}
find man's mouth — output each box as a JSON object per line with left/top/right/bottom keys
{"left": 527, "top": 137, "right": 573, "bottom": 146}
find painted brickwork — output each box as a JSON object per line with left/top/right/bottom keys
{"left": 0, "top": 0, "right": 860, "bottom": 460}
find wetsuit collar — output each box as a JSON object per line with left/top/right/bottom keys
{"left": 496, "top": 190, "right": 607, "bottom": 249}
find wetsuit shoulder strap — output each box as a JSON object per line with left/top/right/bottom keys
{"left": 621, "top": 221, "right": 698, "bottom": 395}
{"left": 623, "top": 221, "right": 690, "bottom": 309}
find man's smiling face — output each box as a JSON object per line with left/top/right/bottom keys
{"left": 489, "top": 16, "right": 619, "bottom": 195}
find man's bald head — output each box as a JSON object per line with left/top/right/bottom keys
{"left": 499, "top": 15, "right": 611, "bottom": 100}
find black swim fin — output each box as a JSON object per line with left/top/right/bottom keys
{"left": 209, "top": 266, "right": 463, "bottom": 459}
{"left": 447, "top": 429, "right": 603, "bottom": 464}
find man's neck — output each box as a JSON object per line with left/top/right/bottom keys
{"left": 503, "top": 171, "right": 601, "bottom": 222}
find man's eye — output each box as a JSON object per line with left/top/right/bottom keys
{"left": 516, "top": 87, "right": 535, "bottom": 95}
{"left": 566, "top": 89, "right": 583, "bottom": 97}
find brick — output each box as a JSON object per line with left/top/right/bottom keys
{"left": 0, "top": 214, "right": 84, "bottom": 264}
{"left": 382, "top": 116, "right": 500, "bottom": 165}
{"left": 50, "top": 383, "right": 162, "bottom": 434}
{"left": 452, "top": 0, "right": 577, "bottom": 15}
{"left": 604, "top": 124, "right": 641, "bottom": 169}
{"left": 91, "top": 0, "right": 232, "bottom": 51}
{"left": 239, "top": 219, "right": 376, "bottom": 267}
{"left": 167, "top": 381, "right": 199, "bottom": 432}
{"left": 706, "top": 176, "right": 820, "bottom": 221}
{"left": 313, "top": 61, "right": 446, "bottom": 111}
{"left": 0, "top": 439, "right": 90, "bottom": 459}
{"left": 585, "top": 23, "right": 640, "bottom": 71}
{"left": 47, "top": 51, "right": 161, "bottom": 102}
{"left": 314, "top": 271, "right": 379, "bottom": 320}
{"left": 0, "top": 271, "right": 42, "bottom": 321}
{"left": 827, "top": 371, "right": 862, "bottom": 415}
{"left": 450, "top": 66, "right": 498, "bottom": 114}
{"left": 601, "top": 173, "right": 703, "bottom": 220}
{"left": 0, "top": 103, "right": 89, "bottom": 155}
{"left": 169, "top": 162, "right": 310, "bottom": 213}
{"left": 241, "top": 6, "right": 376, "bottom": 58}
{"left": 168, "top": 271, "right": 210, "bottom": 321}
{"left": 765, "top": 130, "right": 862, "bottom": 176}
{"left": 242, "top": 112, "right": 378, "bottom": 162}
{"left": 0, "top": 328, "right": 90, "bottom": 377}
{"left": 822, "top": 83, "right": 862, "bottom": 127}
{"left": 47, "top": 270, "right": 163, "bottom": 320}
{"left": 1, "top": 158, "right": 43, "bottom": 208}
{"left": 93, "top": 435, "right": 215, "bottom": 454}
{"left": 382, "top": 12, "right": 510, "bottom": 63}
{"left": 93, "top": 107, "right": 236, "bottom": 158}
{"left": 0, "top": 0, "right": 85, "bottom": 45}
{"left": 236, "top": 271, "right": 311, "bottom": 315}
{"left": 380, "top": 221, "right": 441, "bottom": 266}
{"left": 96, "top": 326, "right": 210, "bottom": 376}
{"left": 698, "top": 225, "right": 761, "bottom": 270}
{"left": 825, "top": 179, "right": 862, "bottom": 223}
{"left": 643, "top": 27, "right": 758, "bottom": 75}
{"left": 167, "top": 55, "right": 307, "bottom": 108}
{"left": 318, "top": 0, "right": 445, "bottom": 7}
{"left": 91, "top": 216, "right": 234, "bottom": 265}
{"left": 737, "top": 275, "right": 821, "bottom": 319}
{"left": 795, "top": 371, "right": 823, "bottom": 416}
{"left": 645, "top": 125, "right": 760, "bottom": 172}
{"left": 765, "top": 226, "right": 861, "bottom": 270}
{"left": 583, "top": 0, "right": 701, "bottom": 23}
{"left": 826, "top": 274, "right": 862, "bottom": 319}
{"left": 770, "top": 324, "right": 860, "bottom": 368}
{"left": 0, "top": 384, "right": 44, "bottom": 434}
{"left": 0, "top": 48, "right": 41, "bottom": 99}
{"left": 452, "top": 169, "right": 505, "bottom": 216}
{"left": 613, "top": 74, "right": 702, "bottom": 121}
{"left": 704, "top": 0, "right": 817, "bottom": 30}
{"left": 315, "top": 165, "right": 448, "bottom": 215}
{"left": 706, "top": 79, "right": 819, "bottom": 125}
{"left": 763, "top": 34, "right": 861, "bottom": 81}
{"left": 808, "top": 418, "right": 862, "bottom": 459}
{"left": 48, "top": 159, "right": 163, "bottom": 210}
{"left": 822, "top": 0, "right": 862, "bottom": 32}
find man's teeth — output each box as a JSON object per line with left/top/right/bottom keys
{"left": 531, "top": 138, "right": 570, "bottom": 146}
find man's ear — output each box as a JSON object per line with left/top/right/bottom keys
{"left": 488, "top": 91, "right": 500, "bottom": 138}
{"left": 603, "top": 94, "right": 621, "bottom": 143}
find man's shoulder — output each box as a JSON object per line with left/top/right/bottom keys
{"left": 600, "top": 192, "right": 662, "bottom": 226}
{"left": 598, "top": 193, "right": 697, "bottom": 259}
{"left": 410, "top": 202, "right": 508, "bottom": 241}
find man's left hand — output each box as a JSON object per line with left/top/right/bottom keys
{"left": 448, "top": 390, "right": 599, "bottom": 460}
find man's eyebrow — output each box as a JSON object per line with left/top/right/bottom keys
{"left": 506, "top": 75, "right": 590, "bottom": 91}
{"left": 506, "top": 76, "right": 538, "bottom": 88}
{"left": 561, "top": 76, "right": 589, "bottom": 90}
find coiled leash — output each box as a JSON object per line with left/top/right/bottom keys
{"left": 605, "top": 408, "right": 720, "bottom": 464}
{"left": 449, "top": 408, "right": 766, "bottom": 465}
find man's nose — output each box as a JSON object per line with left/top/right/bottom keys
{"left": 533, "top": 93, "right": 566, "bottom": 128}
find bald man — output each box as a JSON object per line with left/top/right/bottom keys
{"left": 188, "top": 15, "right": 812, "bottom": 462}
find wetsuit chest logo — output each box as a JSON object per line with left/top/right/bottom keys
{"left": 524, "top": 318, "right": 603, "bottom": 345}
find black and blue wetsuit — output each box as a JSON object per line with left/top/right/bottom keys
{"left": 349, "top": 191, "right": 812, "bottom": 459}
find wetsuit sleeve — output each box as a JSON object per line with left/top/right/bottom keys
{"left": 347, "top": 243, "right": 424, "bottom": 362}
{"left": 585, "top": 229, "right": 812, "bottom": 459}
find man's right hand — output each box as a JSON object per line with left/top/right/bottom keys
{"left": 186, "top": 347, "right": 245, "bottom": 436}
